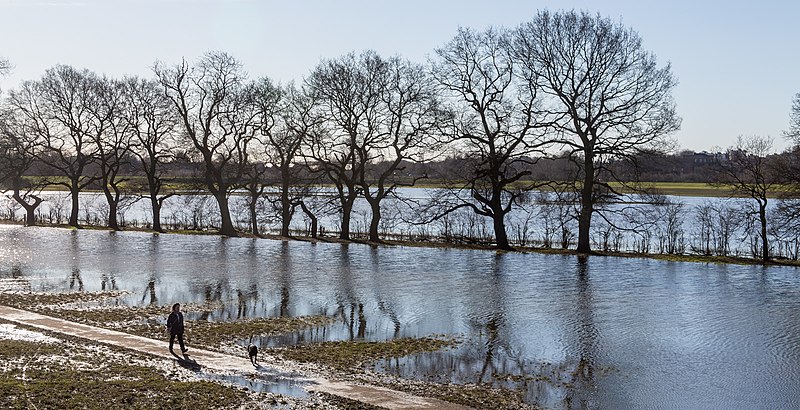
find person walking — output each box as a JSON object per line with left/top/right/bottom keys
{"left": 166, "top": 303, "right": 188, "bottom": 354}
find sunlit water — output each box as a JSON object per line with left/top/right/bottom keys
{"left": 0, "top": 225, "right": 799, "bottom": 409}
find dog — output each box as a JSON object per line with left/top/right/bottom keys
{"left": 247, "top": 344, "right": 258, "bottom": 365}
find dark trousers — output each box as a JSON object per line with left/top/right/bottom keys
{"left": 169, "top": 332, "right": 186, "bottom": 352}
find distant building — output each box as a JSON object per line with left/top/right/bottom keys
{"left": 676, "top": 150, "right": 726, "bottom": 177}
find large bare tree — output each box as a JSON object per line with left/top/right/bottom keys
{"left": 121, "top": 76, "right": 179, "bottom": 232}
{"left": 512, "top": 10, "right": 680, "bottom": 253}
{"left": 432, "top": 27, "right": 547, "bottom": 250}
{"left": 156, "top": 52, "right": 261, "bottom": 236}
{"left": 8, "top": 66, "right": 103, "bottom": 227}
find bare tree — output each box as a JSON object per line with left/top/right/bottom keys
{"left": 91, "top": 77, "right": 132, "bottom": 230}
{"left": 691, "top": 200, "right": 742, "bottom": 256}
{"left": 155, "top": 52, "right": 261, "bottom": 236}
{"left": 7, "top": 66, "right": 102, "bottom": 227}
{"left": 122, "top": 76, "right": 179, "bottom": 232}
{"left": 264, "top": 84, "right": 322, "bottom": 237}
{"left": 305, "top": 51, "right": 384, "bottom": 240}
{"left": 713, "top": 136, "right": 782, "bottom": 261}
{"left": 512, "top": 10, "right": 680, "bottom": 253}
{"left": 772, "top": 93, "right": 800, "bottom": 238}
{"left": 360, "top": 56, "right": 445, "bottom": 242}
{"left": 0, "top": 107, "right": 45, "bottom": 225}
{"left": 431, "top": 27, "right": 546, "bottom": 250}
{"left": 240, "top": 76, "right": 282, "bottom": 236}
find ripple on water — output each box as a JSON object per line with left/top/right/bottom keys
{"left": 1, "top": 226, "right": 800, "bottom": 409}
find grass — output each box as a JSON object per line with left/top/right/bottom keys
{"left": 609, "top": 181, "right": 794, "bottom": 198}
{"left": 273, "top": 337, "right": 458, "bottom": 372}
{"left": 0, "top": 332, "right": 251, "bottom": 410}
{"left": 617, "top": 181, "right": 730, "bottom": 197}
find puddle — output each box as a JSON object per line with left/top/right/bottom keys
{"left": 205, "top": 368, "right": 311, "bottom": 397}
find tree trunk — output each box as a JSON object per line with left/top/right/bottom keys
{"left": 493, "top": 211, "right": 512, "bottom": 250}
{"left": 299, "top": 201, "right": 317, "bottom": 239}
{"left": 11, "top": 181, "right": 42, "bottom": 227}
{"left": 69, "top": 181, "right": 80, "bottom": 228}
{"left": 577, "top": 154, "right": 595, "bottom": 254}
{"left": 368, "top": 199, "right": 381, "bottom": 242}
{"left": 103, "top": 186, "right": 119, "bottom": 231}
{"left": 145, "top": 172, "right": 164, "bottom": 232}
{"left": 151, "top": 197, "right": 163, "bottom": 232}
{"left": 249, "top": 192, "right": 260, "bottom": 237}
{"left": 760, "top": 201, "right": 769, "bottom": 262}
{"left": 107, "top": 199, "right": 119, "bottom": 230}
{"left": 215, "top": 193, "right": 237, "bottom": 237}
{"left": 280, "top": 178, "right": 291, "bottom": 237}
{"left": 340, "top": 197, "right": 354, "bottom": 240}
{"left": 24, "top": 204, "right": 38, "bottom": 226}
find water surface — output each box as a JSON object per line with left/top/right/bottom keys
{"left": 0, "top": 225, "right": 798, "bottom": 409}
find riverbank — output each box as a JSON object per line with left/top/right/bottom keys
{"left": 6, "top": 221, "right": 800, "bottom": 267}
{"left": 2, "top": 219, "right": 798, "bottom": 268}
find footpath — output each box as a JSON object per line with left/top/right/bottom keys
{"left": 0, "top": 304, "right": 469, "bottom": 410}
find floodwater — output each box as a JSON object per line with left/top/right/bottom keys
{"left": 0, "top": 225, "right": 799, "bottom": 409}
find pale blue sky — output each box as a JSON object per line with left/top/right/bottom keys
{"left": 1, "top": 0, "right": 798, "bottom": 152}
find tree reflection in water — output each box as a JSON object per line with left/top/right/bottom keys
{"left": 140, "top": 234, "right": 160, "bottom": 305}
{"left": 68, "top": 230, "right": 83, "bottom": 291}
{"left": 562, "top": 255, "right": 598, "bottom": 408}
{"left": 101, "top": 231, "right": 119, "bottom": 292}
{"left": 100, "top": 272, "right": 117, "bottom": 292}
{"left": 198, "top": 282, "right": 223, "bottom": 321}
{"left": 370, "top": 247, "right": 401, "bottom": 338}
{"left": 236, "top": 240, "right": 260, "bottom": 319}
{"left": 368, "top": 254, "right": 603, "bottom": 409}
{"left": 277, "top": 241, "right": 292, "bottom": 317}
{"left": 142, "top": 277, "right": 157, "bottom": 305}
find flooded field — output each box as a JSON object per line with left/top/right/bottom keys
{"left": 1, "top": 225, "right": 799, "bottom": 409}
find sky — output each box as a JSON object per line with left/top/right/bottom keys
{"left": 1, "top": 0, "right": 798, "bottom": 152}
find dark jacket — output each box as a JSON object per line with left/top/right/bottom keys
{"left": 166, "top": 311, "right": 184, "bottom": 335}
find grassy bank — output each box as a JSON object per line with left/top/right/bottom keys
{"left": 12, "top": 178, "right": 783, "bottom": 198}
{"left": 0, "top": 321, "right": 272, "bottom": 410}
{"left": 3, "top": 218, "right": 797, "bottom": 268}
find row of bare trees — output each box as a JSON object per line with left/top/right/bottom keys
{"left": 2, "top": 10, "right": 797, "bottom": 257}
